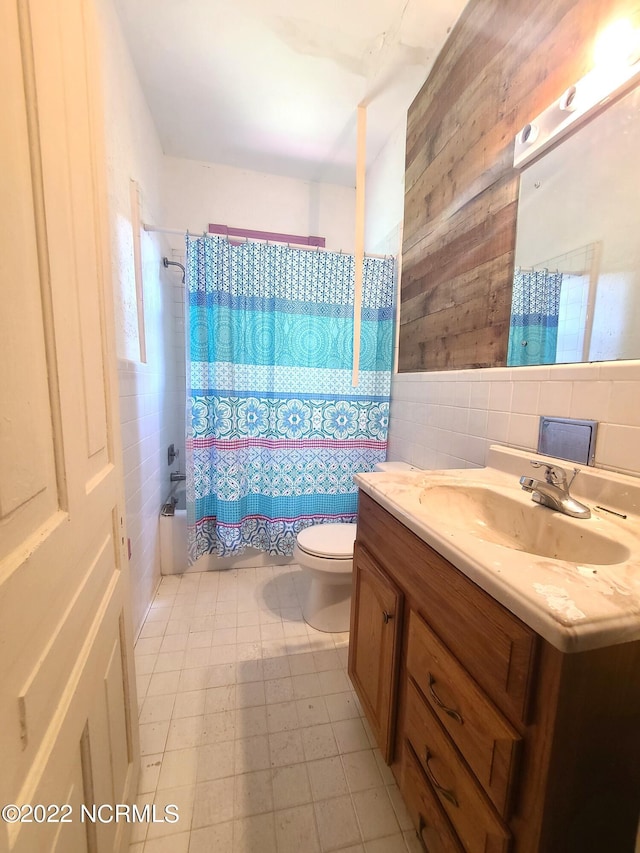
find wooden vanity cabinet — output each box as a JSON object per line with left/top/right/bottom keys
{"left": 348, "top": 541, "right": 403, "bottom": 761}
{"left": 349, "top": 491, "right": 640, "bottom": 853}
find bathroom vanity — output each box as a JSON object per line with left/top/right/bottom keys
{"left": 348, "top": 447, "right": 640, "bottom": 852}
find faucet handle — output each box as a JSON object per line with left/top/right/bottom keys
{"left": 530, "top": 460, "right": 580, "bottom": 488}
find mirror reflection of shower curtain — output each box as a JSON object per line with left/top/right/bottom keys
{"left": 507, "top": 269, "right": 562, "bottom": 366}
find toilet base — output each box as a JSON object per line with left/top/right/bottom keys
{"left": 302, "top": 574, "right": 352, "bottom": 633}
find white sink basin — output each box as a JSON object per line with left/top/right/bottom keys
{"left": 354, "top": 445, "right": 640, "bottom": 651}
{"left": 418, "top": 483, "right": 630, "bottom": 565}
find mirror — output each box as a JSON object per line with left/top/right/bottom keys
{"left": 507, "top": 83, "right": 640, "bottom": 366}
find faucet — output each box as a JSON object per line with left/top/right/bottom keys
{"left": 519, "top": 461, "right": 591, "bottom": 519}
{"left": 170, "top": 471, "right": 186, "bottom": 482}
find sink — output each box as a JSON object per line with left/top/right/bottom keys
{"left": 418, "top": 483, "right": 630, "bottom": 565}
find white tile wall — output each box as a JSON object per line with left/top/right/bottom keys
{"left": 388, "top": 360, "right": 640, "bottom": 477}
{"left": 99, "top": 0, "right": 186, "bottom": 634}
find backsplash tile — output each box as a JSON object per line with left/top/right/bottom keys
{"left": 388, "top": 363, "right": 640, "bottom": 476}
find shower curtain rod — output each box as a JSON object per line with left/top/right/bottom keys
{"left": 142, "top": 224, "right": 391, "bottom": 259}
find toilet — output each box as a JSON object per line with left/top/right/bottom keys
{"left": 294, "top": 461, "right": 418, "bottom": 632}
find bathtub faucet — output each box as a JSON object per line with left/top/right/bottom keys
{"left": 170, "top": 471, "right": 186, "bottom": 482}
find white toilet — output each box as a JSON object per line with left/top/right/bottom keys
{"left": 294, "top": 461, "right": 418, "bottom": 632}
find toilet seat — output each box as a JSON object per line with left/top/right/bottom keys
{"left": 296, "top": 523, "right": 357, "bottom": 559}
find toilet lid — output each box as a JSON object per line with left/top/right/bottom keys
{"left": 297, "top": 523, "right": 357, "bottom": 558}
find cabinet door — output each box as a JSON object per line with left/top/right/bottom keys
{"left": 348, "top": 543, "right": 403, "bottom": 761}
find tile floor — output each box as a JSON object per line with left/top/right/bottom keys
{"left": 130, "top": 565, "right": 422, "bottom": 853}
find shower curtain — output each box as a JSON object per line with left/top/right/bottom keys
{"left": 185, "top": 234, "right": 394, "bottom": 561}
{"left": 507, "top": 269, "right": 562, "bottom": 366}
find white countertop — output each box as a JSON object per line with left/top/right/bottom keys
{"left": 355, "top": 446, "right": 640, "bottom": 652}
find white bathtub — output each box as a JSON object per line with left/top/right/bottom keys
{"left": 159, "top": 484, "right": 187, "bottom": 575}
{"left": 159, "top": 483, "right": 293, "bottom": 574}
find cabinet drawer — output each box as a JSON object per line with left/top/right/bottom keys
{"left": 405, "top": 678, "right": 511, "bottom": 853}
{"left": 402, "top": 740, "right": 465, "bottom": 853}
{"left": 407, "top": 610, "right": 521, "bottom": 818}
{"left": 357, "top": 492, "right": 538, "bottom": 724}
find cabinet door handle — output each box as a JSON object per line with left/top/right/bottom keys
{"left": 424, "top": 748, "right": 459, "bottom": 807}
{"left": 416, "top": 815, "right": 432, "bottom": 852}
{"left": 382, "top": 611, "right": 393, "bottom": 624}
{"left": 428, "top": 673, "right": 463, "bottom": 724}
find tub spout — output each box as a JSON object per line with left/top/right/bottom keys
{"left": 170, "top": 471, "right": 186, "bottom": 482}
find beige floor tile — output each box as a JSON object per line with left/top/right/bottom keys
{"left": 292, "top": 672, "right": 323, "bottom": 699}
{"left": 265, "top": 676, "right": 294, "bottom": 704}
{"left": 332, "top": 719, "right": 370, "bottom": 754}
{"left": 143, "top": 830, "right": 190, "bottom": 853}
{"left": 363, "top": 833, "right": 408, "bottom": 853}
{"left": 208, "top": 662, "right": 237, "bottom": 687}
{"left": 233, "top": 769, "right": 274, "bottom": 818}
{"left": 288, "top": 652, "right": 317, "bottom": 676}
{"left": 205, "top": 684, "right": 236, "bottom": 714}
{"left": 154, "top": 651, "right": 186, "bottom": 673}
{"left": 131, "top": 567, "right": 419, "bottom": 853}
{"left": 200, "top": 710, "right": 236, "bottom": 744}
{"left": 268, "top": 730, "right": 305, "bottom": 767}
{"left": 341, "top": 750, "right": 383, "bottom": 793}
{"left": 314, "top": 795, "right": 361, "bottom": 851}
{"left": 138, "top": 753, "right": 163, "bottom": 794}
{"left": 272, "top": 763, "right": 313, "bottom": 810}
{"left": 177, "top": 667, "right": 210, "bottom": 693}
{"left": 157, "top": 747, "right": 198, "bottom": 790}
{"left": 296, "top": 696, "right": 330, "bottom": 727}
{"left": 266, "top": 701, "right": 299, "bottom": 733}
{"left": 196, "top": 740, "right": 235, "bottom": 782}
{"left": 192, "top": 778, "right": 235, "bottom": 829}
{"left": 236, "top": 705, "right": 268, "bottom": 738}
{"left": 233, "top": 812, "right": 277, "bottom": 853}
{"left": 301, "top": 724, "right": 339, "bottom": 762}
{"left": 324, "top": 692, "right": 360, "bottom": 723}
{"left": 147, "top": 670, "right": 181, "bottom": 697}
{"left": 234, "top": 734, "right": 270, "bottom": 774}
{"left": 139, "top": 694, "right": 176, "bottom": 725}
{"left": 262, "top": 655, "right": 291, "bottom": 679}
{"left": 165, "top": 716, "right": 203, "bottom": 751}
{"left": 351, "top": 787, "right": 400, "bottom": 841}
{"left": 139, "top": 720, "right": 170, "bottom": 756}
{"left": 307, "top": 756, "right": 348, "bottom": 800}
{"left": 386, "top": 783, "right": 413, "bottom": 832}
{"left": 172, "top": 689, "right": 206, "bottom": 719}
{"left": 147, "top": 784, "right": 194, "bottom": 839}
{"left": 275, "top": 804, "right": 321, "bottom": 853}
{"left": 233, "top": 679, "right": 265, "bottom": 708}
{"left": 188, "top": 820, "right": 234, "bottom": 853}
{"left": 236, "top": 659, "right": 264, "bottom": 683}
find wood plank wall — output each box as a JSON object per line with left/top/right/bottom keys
{"left": 399, "top": 0, "right": 635, "bottom": 372}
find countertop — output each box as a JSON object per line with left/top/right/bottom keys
{"left": 354, "top": 445, "right": 640, "bottom": 652}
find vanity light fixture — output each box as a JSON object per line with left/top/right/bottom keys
{"left": 513, "top": 18, "right": 640, "bottom": 168}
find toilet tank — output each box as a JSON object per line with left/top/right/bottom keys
{"left": 373, "top": 461, "right": 421, "bottom": 472}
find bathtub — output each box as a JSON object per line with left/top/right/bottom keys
{"left": 159, "top": 483, "right": 294, "bottom": 574}
{"left": 159, "top": 484, "right": 187, "bottom": 575}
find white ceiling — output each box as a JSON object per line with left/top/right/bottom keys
{"left": 113, "top": 0, "right": 466, "bottom": 186}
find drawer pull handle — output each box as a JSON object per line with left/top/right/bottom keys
{"left": 417, "top": 815, "right": 432, "bottom": 851}
{"left": 425, "top": 748, "right": 459, "bottom": 807}
{"left": 383, "top": 611, "right": 393, "bottom": 624}
{"left": 428, "top": 673, "right": 463, "bottom": 724}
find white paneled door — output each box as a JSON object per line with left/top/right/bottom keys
{"left": 0, "top": 1, "right": 139, "bottom": 851}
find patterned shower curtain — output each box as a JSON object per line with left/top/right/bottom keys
{"left": 507, "top": 269, "right": 562, "bottom": 366}
{"left": 185, "top": 235, "right": 394, "bottom": 561}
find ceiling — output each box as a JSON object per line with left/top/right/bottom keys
{"left": 113, "top": 0, "right": 467, "bottom": 186}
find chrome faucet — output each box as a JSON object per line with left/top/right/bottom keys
{"left": 519, "top": 461, "right": 591, "bottom": 519}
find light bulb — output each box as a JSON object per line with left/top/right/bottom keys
{"left": 594, "top": 19, "right": 639, "bottom": 68}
